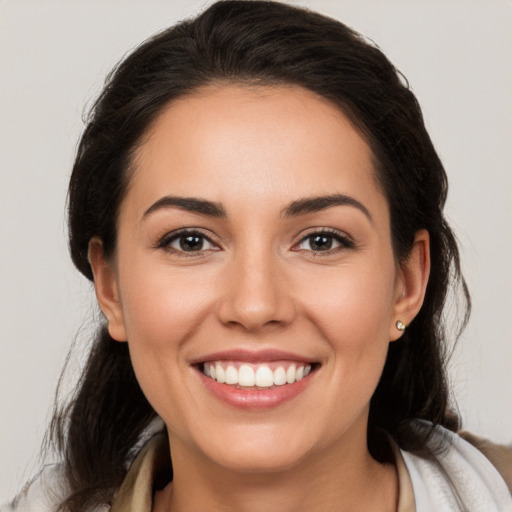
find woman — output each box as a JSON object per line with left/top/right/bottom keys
{"left": 3, "top": 1, "right": 511, "bottom": 511}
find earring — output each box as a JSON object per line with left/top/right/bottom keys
{"left": 396, "top": 320, "right": 407, "bottom": 331}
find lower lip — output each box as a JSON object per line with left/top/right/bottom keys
{"left": 196, "top": 369, "right": 314, "bottom": 410}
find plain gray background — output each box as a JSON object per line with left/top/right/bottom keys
{"left": 1, "top": 0, "right": 511, "bottom": 501}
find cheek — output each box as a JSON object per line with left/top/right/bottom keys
{"left": 116, "top": 260, "right": 217, "bottom": 409}
{"left": 300, "top": 261, "right": 396, "bottom": 346}
{"left": 297, "top": 259, "right": 396, "bottom": 401}
{"left": 118, "top": 256, "right": 217, "bottom": 344}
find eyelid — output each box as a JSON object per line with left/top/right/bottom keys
{"left": 153, "top": 226, "right": 353, "bottom": 255}
{"left": 155, "top": 227, "right": 221, "bottom": 253}
{"left": 292, "top": 227, "right": 355, "bottom": 252}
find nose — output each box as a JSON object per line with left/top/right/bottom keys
{"left": 217, "top": 248, "right": 295, "bottom": 332}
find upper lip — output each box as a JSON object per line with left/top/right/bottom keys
{"left": 190, "top": 349, "right": 316, "bottom": 365}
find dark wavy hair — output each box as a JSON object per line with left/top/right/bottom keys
{"left": 49, "top": 1, "right": 470, "bottom": 510}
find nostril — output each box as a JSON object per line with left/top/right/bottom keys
{"left": 217, "top": 292, "right": 296, "bottom": 332}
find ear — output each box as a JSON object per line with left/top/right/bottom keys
{"left": 389, "top": 229, "right": 430, "bottom": 341}
{"left": 88, "top": 237, "right": 127, "bottom": 342}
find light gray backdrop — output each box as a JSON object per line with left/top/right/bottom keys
{"left": 1, "top": 0, "right": 511, "bottom": 502}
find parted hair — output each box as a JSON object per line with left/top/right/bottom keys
{"left": 51, "top": 1, "right": 469, "bottom": 510}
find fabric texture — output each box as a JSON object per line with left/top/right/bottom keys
{"left": 2, "top": 424, "right": 511, "bottom": 512}
{"left": 401, "top": 424, "right": 512, "bottom": 512}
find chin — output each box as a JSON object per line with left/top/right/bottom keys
{"left": 213, "top": 446, "right": 309, "bottom": 474}
{"left": 196, "top": 426, "right": 317, "bottom": 474}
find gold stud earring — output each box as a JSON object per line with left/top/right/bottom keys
{"left": 396, "top": 320, "right": 407, "bottom": 331}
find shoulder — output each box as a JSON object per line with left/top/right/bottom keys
{"left": 459, "top": 430, "right": 512, "bottom": 493}
{"left": 400, "top": 423, "right": 512, "bottom": 512}
{"left": 0, "top": 465, "right": 108, "bottom": 512}
{"left": 1, "top": 420, "right": 166, "bottom": 512}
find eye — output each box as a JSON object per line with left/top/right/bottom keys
{"left": 158, "top": 229, "right": 219, "bottom": 254}
{"left": 295, "top": 230, "right": 354, "bottom": 253}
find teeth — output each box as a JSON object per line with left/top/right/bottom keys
{"left": 255, "top": 366, "right": 274, "bottom": 387}
{"left": 273, "top": 366, "right": 287, "bottom": 386}
{"left": 286, "top": 365, "right": 296, "bottom": 384}
{"left": 203, "top": 362, "right": 313, "bottom": 388}
{"left": 225, "top": 365, "right": 238, "bottom": 385}
{"left": 215, "top": 363, "right": 225, "bottom": 384}
{"left": 239, "top": 364, "right": 255, "bottom": 386}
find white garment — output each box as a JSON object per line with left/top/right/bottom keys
{"left": 2, "top": 425, "right": 511, "bottom": 512}
{"left": 401, "top": 425, "right": 512, "bottom": 511}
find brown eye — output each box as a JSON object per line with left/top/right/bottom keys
{"left": 176, "top": 234, "right": 205, "bottom": 251}
{"left": 160, "top": 230, "right": 218, "bottom": 253}
{"left": 308, "top": 234, "right": 335, "bottom": 251}
{"left": 296, "top": 230, "right": 354, "bottom": 253}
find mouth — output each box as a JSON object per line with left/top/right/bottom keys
{"left": 192, "top": 350, "right": 319, "bottom": 409}
{"left": 200, "top": 360, "right": 314, "bottom": 389}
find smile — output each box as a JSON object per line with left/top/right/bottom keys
{"left": 202, "top": 361, "right": 312, "bottom": 388}
{"left": 193, "top": 349, "right": 319, "bottom": 409}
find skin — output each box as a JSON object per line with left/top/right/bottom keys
{"left": 89, "top": 84, "right": 430, "bottom": 511}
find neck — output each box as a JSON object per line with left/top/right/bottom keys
{"left": 154, "top": 427, "right": 398, "bottom": 512}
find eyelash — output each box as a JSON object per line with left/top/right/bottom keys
{"left": 293, "top": 228, "right": 354, "bottom": 255}
{"left": 155, "top": 228, "right": 354, "bottom": 256}
{"left": 156, "top": 229, "right": 219, "bottom": 256}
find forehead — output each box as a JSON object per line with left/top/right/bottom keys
{"left": 126, "top": 84, "right": 387, "bottom": 219}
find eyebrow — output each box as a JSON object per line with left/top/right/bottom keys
{"left": 143, "top": 196, "right": 227, "bottom": 219}
{"left": 281, "top": 194, "right": 373, "bottom": 223}
{"left": 142, "top": 193, "right": 372, "bottom": 223}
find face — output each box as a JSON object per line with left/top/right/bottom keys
{"left": 92, "top": 84, "right": 426, "bottom": 474}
